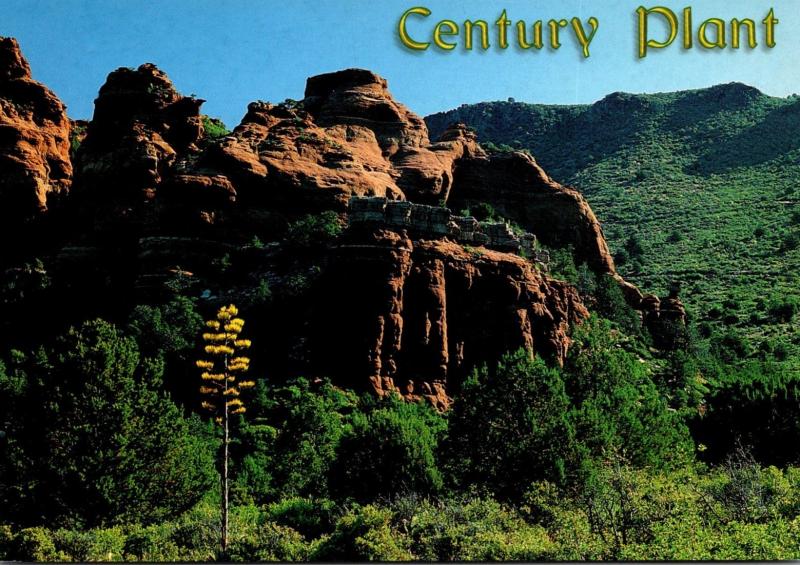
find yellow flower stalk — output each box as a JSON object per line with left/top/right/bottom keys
{"left": 194, "top": 303, "right": 256, "bottom": 555}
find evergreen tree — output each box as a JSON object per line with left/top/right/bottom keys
{"left": 0, "top": 320, "right": 215, "bottom": 528}
{"left": 446, "top": 350, "right": 574, "bottom": 500}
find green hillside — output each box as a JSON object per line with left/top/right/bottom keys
{"left": 426, "top": 83, "right": 800, "bottom": 368}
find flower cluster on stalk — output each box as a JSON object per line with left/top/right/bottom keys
{"left": 195, "top": 304, "right": 255, "bottom": 422}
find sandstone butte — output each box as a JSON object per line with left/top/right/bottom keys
{"left": 0, "top": 38, "right": 686, "bottom": 409}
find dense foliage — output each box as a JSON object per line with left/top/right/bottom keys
{"left": 0, "top": 320, "right": 216, "bottom": 529}
{"left": 1, "top": 287, "right": 797, "bottom": 560}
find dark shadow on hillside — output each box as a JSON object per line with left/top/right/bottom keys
{"left": 661, "top": 83, "right": 766, "bottom": 134}
{"left": 426, "top": 93, "right": 656, "bottom": 183}
{"left": 690, "top": 98, "right": 800, "bottom": 176}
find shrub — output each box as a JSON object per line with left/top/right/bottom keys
{"left": 202, "top": 115, "right": 230, "bottom": 140}
{"left": 126, "top": 296, "right": 203, "bottom": 357}
{"left": 123, "top": 524, "right": 181, "bottom": 562}
{"left": 594, "top": 273, "right": 642, "bottom": 335}
{"left": 267, "top": 378, "right": 358, "bottom": 499}
{"left": 11, "top": 527, "right": 57, "bottom": 561}
{"left": 0, "top": 320, "right": 216, "bottom": 528}
{"left": 66, "top": 527, "right": 126, "bottom": 561}
{"left": 548, "top": 245, "right": 579, "bottom": 283}
{"left": 667, "top": 230, "right": 683, "bottom": 243}
{"left": 232, "top": 423, "right": 276, "bottom": 505}
{"left": 624, "top": 235, "right": 645, "bottom": 258}
{"left": 692, "top": 361, "right": 800, "bottom": 465}
{"left": 169, "top": 500, "right": 221, "bottom": 560}
{"left": 69, "top": 123, "right": 86, "bottom": 156}
{"left": 284, "top": 211, "right": 343, "bottom": 249}
{"left": 577, "top": 459, "right": 696, "bottom": 557}
{"left": 330, "top": 396, "right": 446, "bottom": 502}
{"left": 401, "top": 497, "right": 555, "bottom": 561}
{"left": 446, "top": 350, "right": 574, "bottom": 500}
{"left": 565, "top": 317, "right": 694, "bottom": 473}
{"left": 0, "top": 525, "right": 13, "bottom": 560}
{"left": 767, "top": 295, "right": 799, "bottom": 323}
{"left": 312, "top": 505, "right": 411, "bottom": 561}
{"left": 265, "top": 497, "right": 337, "bottom": 540}
{"left": 622, "top": 517, "right": 800, "bottom": 560}
{"left": 227, "top": 522, "right": 311, "bottom": 562}
{"left": 468, "top": 202, "right": 499, "bottom": 221}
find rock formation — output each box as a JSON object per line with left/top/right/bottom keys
{"left": 72, "top": 63, "right": 204, "bottom": 227}
{"left": 310, "top": 227, "right": 588, "bottom": 410}
{"left": 0, "top": 37, "right": 71, "bottom": 224}
{"left": 347, "top": 197, "right": 542, "bottom": 258}
{"left": 0, "top": 42, "right": 685, "bottom": 405}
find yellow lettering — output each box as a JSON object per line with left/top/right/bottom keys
{"left": 731, "top": 19, "right": 757, "bottom": 48}
{"left": 698, "top": 18, "right": 726, "bottom": 49}
{"left": 637, "top": 6, "right": 679, "bottom": 58}
{"left": 683, "top": 7, "right": 692, "bottom": 48}
{"left": 434, "top": 20, "right": 459, "bottom": 50}
{"left": 464, "top": 20, "right": 490, "bottom": 50}
{"left": 496, "top": 10, "right": 510, "bottom": 49}
{"left": 571, "top": 17, "right": 599, "bottom": 58}
{"left": 517, "top": 21, "right": 543, "bottom": 49}
{"left": 763, "top": 8, "right": 778, "bottom": 48}
{"left": 398, "top": 7, "right": 431, "bottom": 50}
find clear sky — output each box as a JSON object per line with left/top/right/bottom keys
{"left": 3, "top": 0, "right": 799, "bottom": 126}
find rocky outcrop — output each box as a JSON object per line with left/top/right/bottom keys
{"left": 303, "top": 69, "right": 428, "bottom": 149}
{"left": 75, "top": 65, "right": 669, "bottom": 396}
{"left": 0, "top": 37, "right": 71, "bottom": 223}
{"left": 348, "top": 196, "right": 544, "bottom": 260}
{"left": 641, "top": 293, "right": 689, "bottom": 349}
{"left": 0, "top": 43, "right": 682, "bottom": 404}
{"left": 444, "top": 150, "right": 615, "bottom": 273}
{"left": 160, "top": 71, "right": 486, "bottom": 231}
{"left": 165, "top": 68, "right": 616, "bottom": 273}
{"left": 310, "top": 227, "right": 589, "bottom": 409}
{"left": 73, "top": 63, "right": 204, "bottom": 218}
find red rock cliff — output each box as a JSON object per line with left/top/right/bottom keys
{"left": 0, "top": 37, "right": 71, "bottom": 223}
{"left": 0, "top": 48, "right": 679, "bottom": 403}
{"left": 309, "top": 227, "right": 588, "bottom": 409}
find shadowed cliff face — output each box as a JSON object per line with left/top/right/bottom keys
{"left": 72, "top": 63, "right": 204, "bottom": 231}
{"left": 310, "top": 228, "right": 588, "bottom": 409}
{"left": 0, "top": 46, "right": 679, "bottom": 405}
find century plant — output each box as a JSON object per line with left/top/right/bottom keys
{"left": 195, "top": 304, "right": 255, "bottom": 555}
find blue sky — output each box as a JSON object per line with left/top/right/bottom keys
{"left": 3, "top": 0, "right": 799, "bottom": 126}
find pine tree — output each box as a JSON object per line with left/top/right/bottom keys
{"left": 195, "top": 304, "right": 255, "bottom": 554}
{"left": 0, "top": 319, "right": 215, "bottom": 528}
